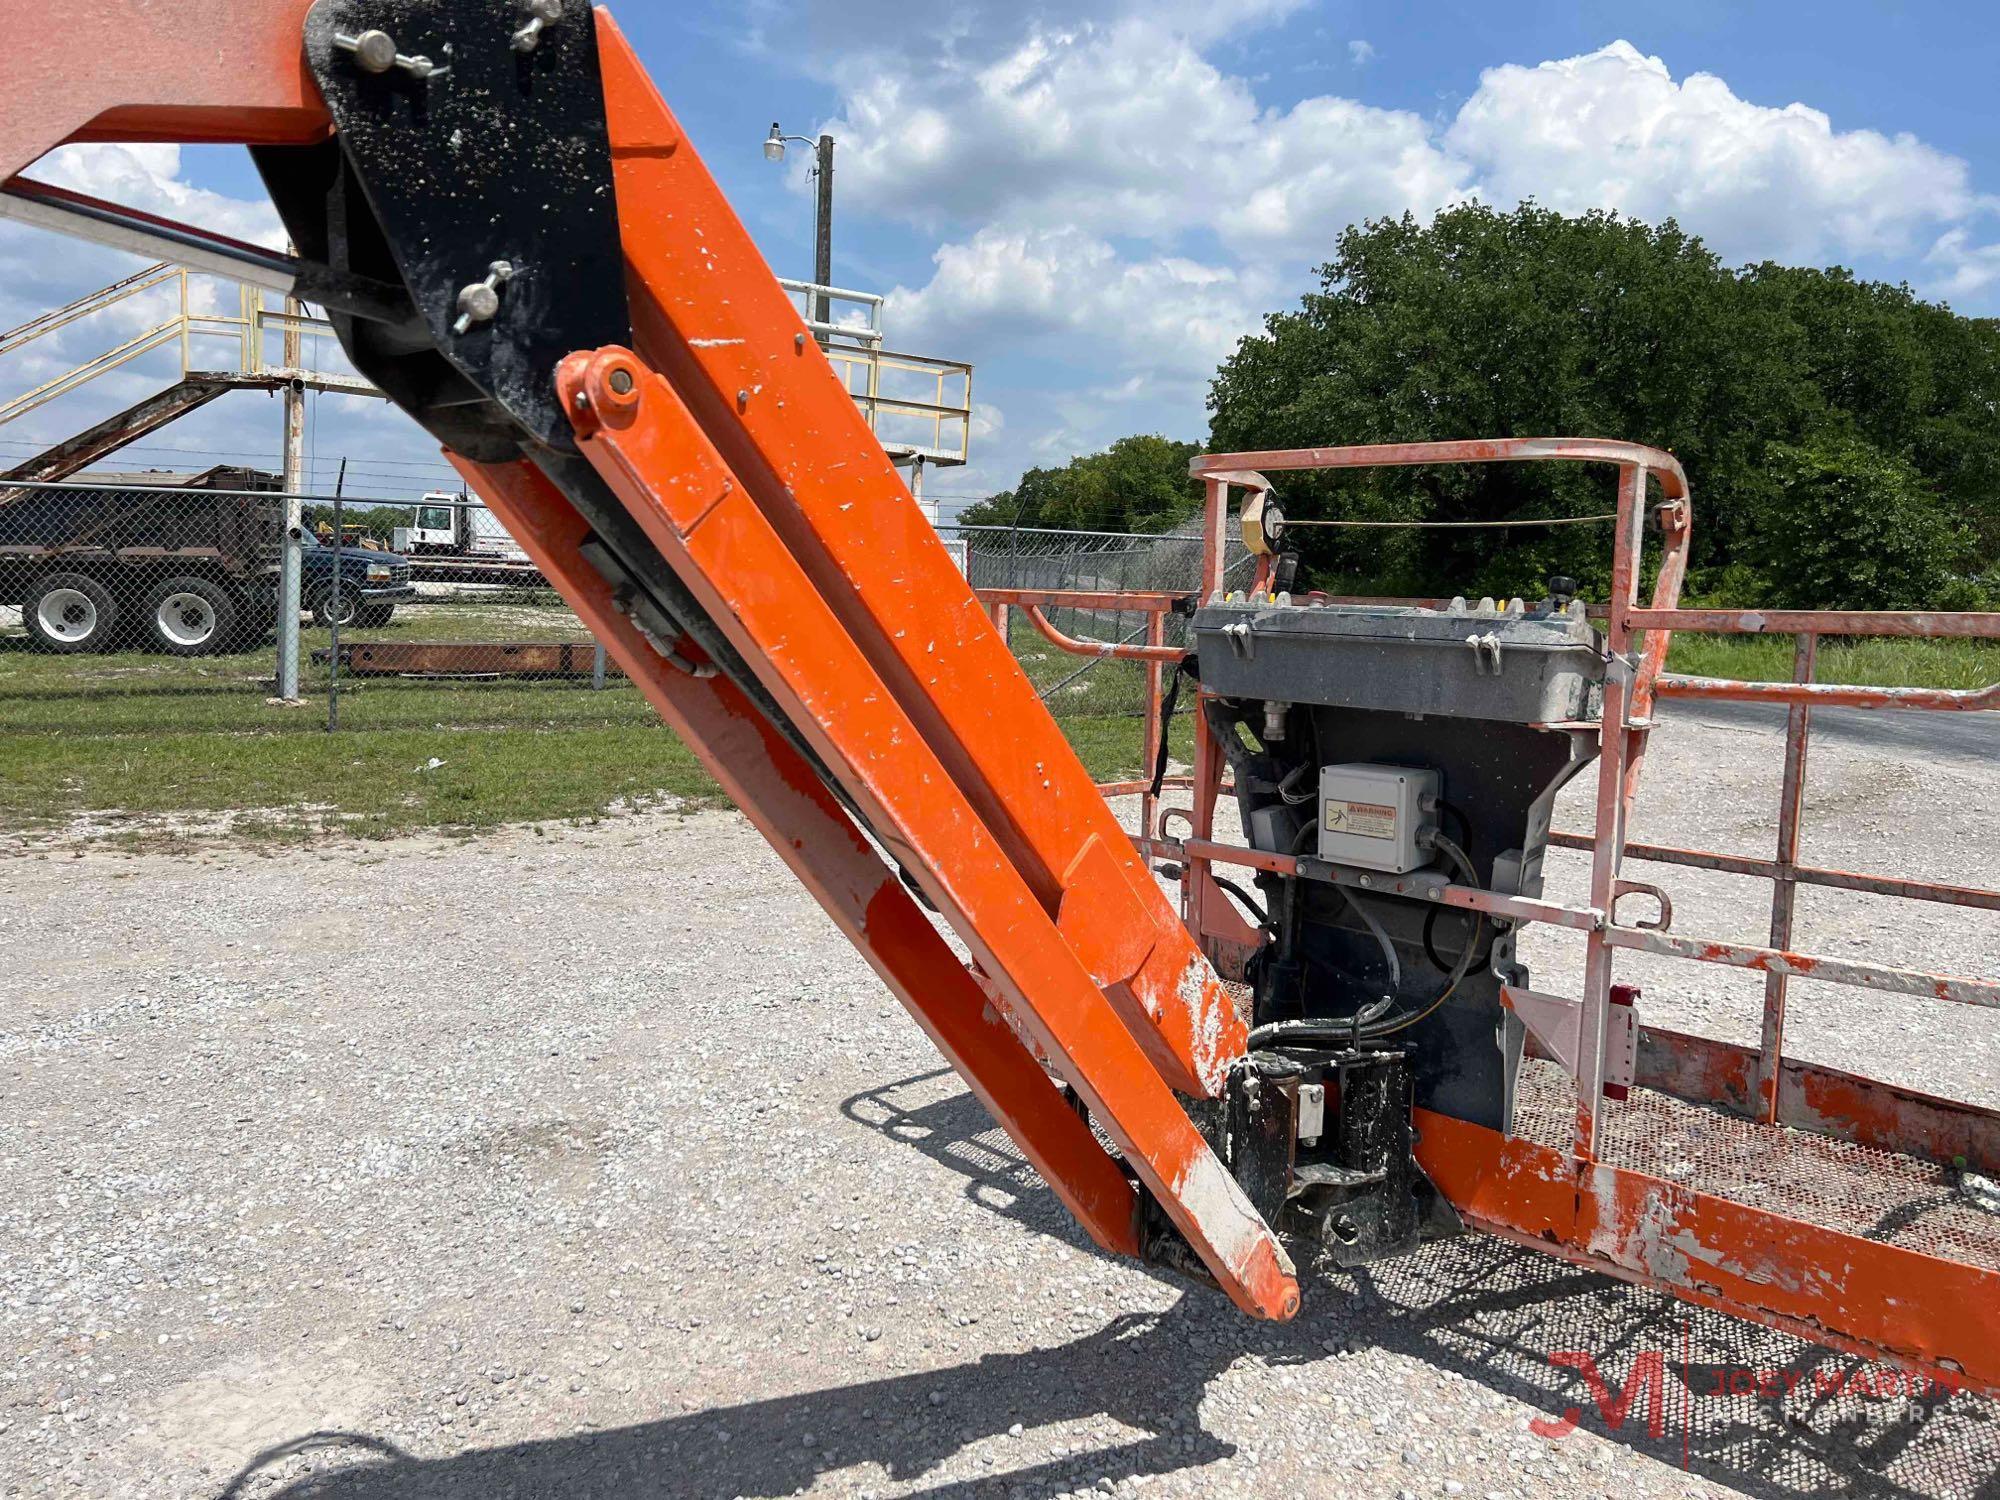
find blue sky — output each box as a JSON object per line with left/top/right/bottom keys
{"left": 3, "top": 0, "right": 1995, "bottom": 519}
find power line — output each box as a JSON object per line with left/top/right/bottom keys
{"left": 1281, "top": 513, "right": 1618, "bottom": 530}
{"left": 0, "top": 435, "right": 459, "bottom": 473}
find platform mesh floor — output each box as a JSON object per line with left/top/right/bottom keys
{"left": 1512, "top": 1057, "right": 2000, "bottom": 1273}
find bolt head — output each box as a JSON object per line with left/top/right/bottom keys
{"left": 456, "top": 282, "right": 501, "bottom": 325}
{"left": 607, "top": 368, "right": 636, "bottom": 395}
{"left": 350, "top": 29, "right": 398, "bottom": 73}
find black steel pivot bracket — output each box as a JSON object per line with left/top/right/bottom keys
{"left": 258, "top": 0, "right": 631, "bottom": 460}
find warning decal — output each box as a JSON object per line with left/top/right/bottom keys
{"left": 1325, "top": 799, "right": 1397, "bottom": 840}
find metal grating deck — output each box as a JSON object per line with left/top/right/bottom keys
{"left": 1511, "top": 1057, "right": 2000, "bottom": 1273}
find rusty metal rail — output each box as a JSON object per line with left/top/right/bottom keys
{"left": 1546, "top": 831, "right": 2000, "bottom": 912}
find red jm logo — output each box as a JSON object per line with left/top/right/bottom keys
{"left": 1530, "top": 1350, "right": 1670, "bottom": 1441}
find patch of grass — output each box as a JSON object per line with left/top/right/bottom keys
{"left": 0, "top": 723, "right": 722, "bottom": 843}
{"left": 0, "top": 601, "right": 718, "bottom": 844}
{"left": 1663, "top": 633, "right": 1996, "bottom": 690}
{"left": 16, "top": 590, "right": 1979, "bottom": 849}
{"left": 0, "top": 598, "right": 1180, "bottom": 845}
{"left": 1059, "top": 712, "right": 1195, "bottom": 785}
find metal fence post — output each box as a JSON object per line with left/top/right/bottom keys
{"left": 592, "top": 643, "right": 607, "bottom": 690}
{"left": 1140, "top": 610, "right": 1166, "bottom": 842}
{"left": 328, "top": 491, "right": 343, "bottom": 731}
{"left": 1754, "top": 630, "right": 1818, "bottom": 1122}
{"left": 276, "top": 293, "right": 305, "bottom": 701}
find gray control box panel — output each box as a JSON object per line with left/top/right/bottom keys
{"left": 1319, "top": 763, "right": 1439, "bottom": 873}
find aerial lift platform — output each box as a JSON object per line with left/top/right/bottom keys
{"left": 5, "top": 0, "right": 1996, "bottom": 1394}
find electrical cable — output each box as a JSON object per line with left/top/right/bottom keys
{"left": 1437, "top": 796, "right": 1473, "bottom": 855}
{"left": 1421, "top": 902, "right": 1453, "bottom": 973}
{"left": 1427, "top": 830, "right": 1480, "bottom": 889}
{"left": 1366, "top": 911, "right": 1485, "bottom": 1037}
{"left": 1211, "top": 875, "right": 1269, "bottom": 928}
{"left": 1338, "top": 886, "right": 1402, "bottom": 996}
{"left": 1246, "top": 831, "right": 1491, "bottom": 1050}
{"left": 1146, "top": 656, "right": 1194, "bottom": 799}
{"left": 1246, "top": 905, "right": 1483, "bottom": 1050}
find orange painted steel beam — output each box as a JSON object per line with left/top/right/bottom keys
{"left": 1602, "top": 926, "right": 2000, "bottom": 1009}
{"left": 0, "top": 0, "right": 328, "bottom": 182}
{"left": 1021, "top": 603, "right": 1185, "bottom": 664}
{"left": 1546, "top": 831, "right": 2000, "bottom": 913}
{"left": 1414, "top": 1108, "right": 2000, "bottom": 1396}
{"left": 975, "top": 587, "right": 1185, "bottom": 614}
{"left": 1190, "top": 437, "right": 1690, "bottom": 498}
{"left": 448, "top": 454, "right": 1144, "bottom": 1260}
{"left": 593, "top": 15, "right": 1248, "bottom": 1108}
{"left": 326, "top": 640, "right": 623, "bottom": 679}
{"left": 555, "top": 345, "right": 1298, "bottom": 1320}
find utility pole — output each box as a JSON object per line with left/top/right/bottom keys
{"left": 813, "top": 132, "right": 834, "bottom": 331}
{"left": 764, "top": 125, "right": 836, "bottom": 334}
{"left": 276, "top": 286, "right": 305, "bottom": 702}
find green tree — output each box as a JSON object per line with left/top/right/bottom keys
{"left": 1207, "top": 203, "right": 1997, "bottom": 607}
{"left": 958, "top": 435, "right": 1204, "bottom": 534}
{"left": 1752, "top": 426, "right": 1971, "bottom": 610}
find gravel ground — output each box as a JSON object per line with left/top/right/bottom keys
{"left": 1, "top": 705, "right": 1995, "bottom": 1500}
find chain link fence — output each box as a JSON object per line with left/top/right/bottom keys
{"left": 0, "top": 479, "right": 627, "bottom": 724}
{"left": 945, "top": 522, "right": 1253, "bottom": 755}
{"left": 297, "top": 492, "right": 632, "bottom": 735}
{"left": 0, "top": 483, "right": 1240, "bottom": 836}
{"left": 2, "top": 480, "right": 301, "bottom": 759}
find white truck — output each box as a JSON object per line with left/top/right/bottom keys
{"left": 389, "top": 491, "right": 540, "bottom": 582}
{"left": 391, "top": 491, "right": 529, "bottom": 562}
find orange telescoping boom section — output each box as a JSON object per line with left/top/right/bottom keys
{"left": 8, "top": 0, "right": 1998, "bottom": 1389}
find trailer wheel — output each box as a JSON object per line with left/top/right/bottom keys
{"left": 144, "top": 576, "right": 239, "bottom": 657}
{"left": 24, "top": 571, "right": 119, "bottom": 653}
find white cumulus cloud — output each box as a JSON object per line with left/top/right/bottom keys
{"left": 26, "top": 144, "right": 284, "bottom": 248}
{"left": 832, "top": 20, "right": 1467, "bottom": 254}
{"left": 1446, "top": 40, "right": 1976, "bottom": 266}
{"left": 825, "top": 25, "right": 1998, "bottom": 486}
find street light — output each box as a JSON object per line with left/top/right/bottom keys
{"left": 764, "top": 121, "right": 834, "bottom": 332}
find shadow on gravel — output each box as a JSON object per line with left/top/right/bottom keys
{"left": 221, "top": 1302, "right": 1259, "bottom": 1499}
{"left": 224, "top": 1068, "right": 2000, "bottom": 1500}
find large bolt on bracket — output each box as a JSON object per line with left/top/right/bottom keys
{"left": 332, "top": 27, "right": 438, "bottom": 79}
{"left": 513, "top": 0, "right": 564, "bottom": 52}
{"left": 452, "top": 260, "right": 515, "bottom": 336}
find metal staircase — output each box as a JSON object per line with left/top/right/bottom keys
{"left": 0, "top": 263, "right": 383, "bottom": 483}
